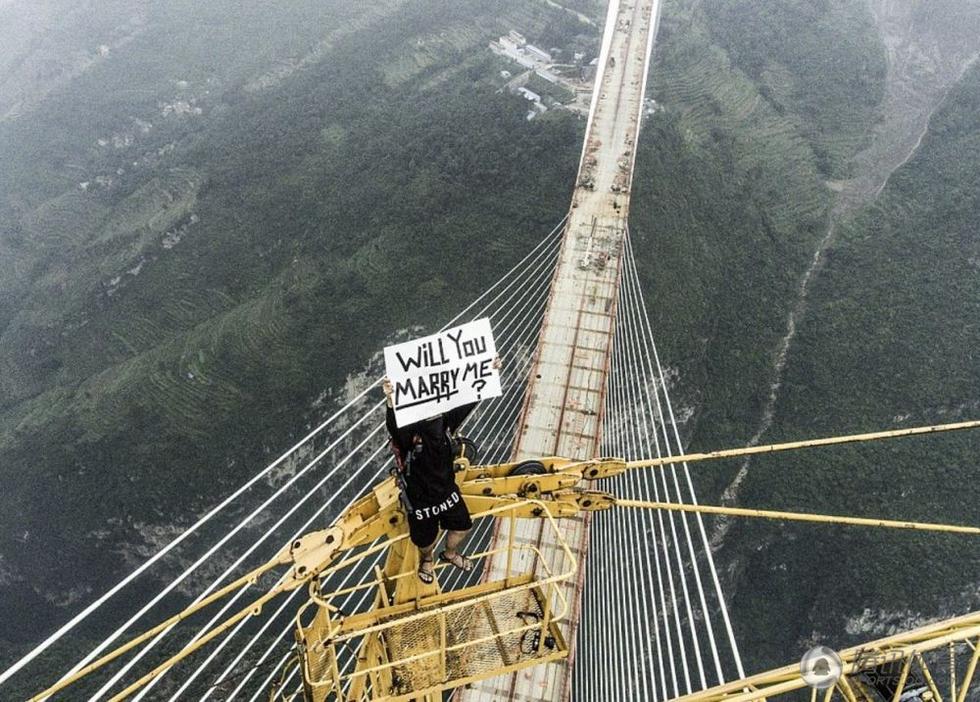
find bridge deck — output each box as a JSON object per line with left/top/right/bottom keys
{"left": 458, "top": 1, "right": 662, "bottom": 699}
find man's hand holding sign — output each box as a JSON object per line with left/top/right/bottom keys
{"left": 382, "top": 318, "right": 503, "bottom": 585}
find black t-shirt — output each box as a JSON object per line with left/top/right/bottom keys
{"left": 385, "top": 403, "right": 476, "bottom": 510}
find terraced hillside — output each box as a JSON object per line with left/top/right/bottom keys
{"left": 704, "top": 0, "right": 886, "bottom": 178}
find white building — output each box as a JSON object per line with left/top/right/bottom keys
{"left": 517, "top": 87, "right": 542, "bottom": 103}
{"left": 524, "top": 44, "right": 552, "bottom": 63}
{"left": 498, "top": 36, "right": 519, "bottom": 52}
{"left": 489, "top": 41, "right": 538, "bottom": 70}
{"left": 535, "top": 69, "right": 560, "bottom": 84}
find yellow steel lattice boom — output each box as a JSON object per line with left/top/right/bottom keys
{"left": 27, "top": 419, "right": 980, "bottom": 702}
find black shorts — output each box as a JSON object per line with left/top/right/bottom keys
{"left": 407, "top": 492, "right": 473, "bottom": 548}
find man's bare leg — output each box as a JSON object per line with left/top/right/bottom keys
{"left": 444, "top": 529, "right": 469, "bottom": 557}
{"left": 419, "top": 542, "right": 436, "bottom": 580}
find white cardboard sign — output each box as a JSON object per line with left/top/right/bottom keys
{"left": 384, "top": 318, "right": 501, "bottom": 427}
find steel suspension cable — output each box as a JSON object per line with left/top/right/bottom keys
{"left": 577, "top": 270, "right": 635, "bottom": 702}
{"left": 26, "top": 224, "right": 561, "bottom": 700}
{"left": 94, "top": 424, "right": 387, "bottom": 700}
{"left": 166, "top": 445, "right": 391, "bottom": 700}
{"left": 156, "top": 285, "right": 556, "bottom": 698}
{"left": 219, "top": 537, "right": 386, "bottom": 701}
{"left": 246, "top": 650, "right": 294, "bottom": 702}
{"left": 625, "top": 229, "right": 749, "bottom": 678}
{"left": 616, "top": 277, "right": 674, "bottom": 700}
{"left": 2, "top": 218, "right": 566, "bottom": 693}
{"left": 0, "top": 385, "right": 376, "bottom": 690}
{"left": 596, "top": 327, "right": 632, "bottom": 699}
{"left": 621, "top": 240, "right": 718, "bottom": 687}
{"left": 615, "top": 284, "right": 679, "bottom": 698}
{"left": 237, "top": 321, "right": 551, "bottom": 696}
{"left": 85, "top": 410, "right": 387, "bottom": 701}
{"left": 580, "top": 305, "right": 630, "bottom": 702}
{"left": 620, "top": 289, "right": 690, "bottom": 697}
{"left": 618, "top": 319, "right": 663, "bottom": 698}
{"left": 212, "top": 321, "right": 550, "bottom": 698}
{"left": 609, "top": 324, "right": 650, "bottom": 699}
{"left": 134, "top": 208, "right": 562, "bottom": 700}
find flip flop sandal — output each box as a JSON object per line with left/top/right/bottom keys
{"left": 439, "top": 550, "right": 473, "bottom": 572}
{"left": 418, "top": 557, "right": 435, "bottom": 584}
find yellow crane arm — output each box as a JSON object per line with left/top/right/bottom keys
{"left": 29, "top": 558, "right": 283, "bottom": 701}
{"left": 29, "top": 478, "right": 405, "bottom": 700}
{"left": 669, "top": 611, "right": 980, "bottom": 702}
{"left": 615, "top": 499, "right": 980, "bottom": 535}
{"left": 28, "top": 419, "right": 980, "bottom": 700}
{"left": 625, "top": 419, "right": 980, "bottom": 470}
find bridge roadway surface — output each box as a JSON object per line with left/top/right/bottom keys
{"left": 458, "top": 0, "right": 662, "bottom": 700}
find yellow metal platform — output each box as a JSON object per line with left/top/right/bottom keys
{"left": 294, "top": 501, "right": 576, "bottom": 702}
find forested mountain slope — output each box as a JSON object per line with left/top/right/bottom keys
{"left": 628, "top": 0, "right": 980, "bottom": 674}
{"left": 630, "top": 0, "right": 886, "bottom": 493}
{"left": 0, "top": 0, "right": 598, "bottom": 662}
{"left": 724, "top": 56, "right": 980, "bottom": 671}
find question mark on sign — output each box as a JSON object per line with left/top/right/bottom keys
{"left": 472, "top": 378, "right": 487, "bottom": 400}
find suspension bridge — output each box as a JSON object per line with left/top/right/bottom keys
{"left": 2, "top": 0, "right": 979, "bottom": 701}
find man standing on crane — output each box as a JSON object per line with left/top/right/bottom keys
{"left": 383, "top": 355, "right": 501, "bottom": 584}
